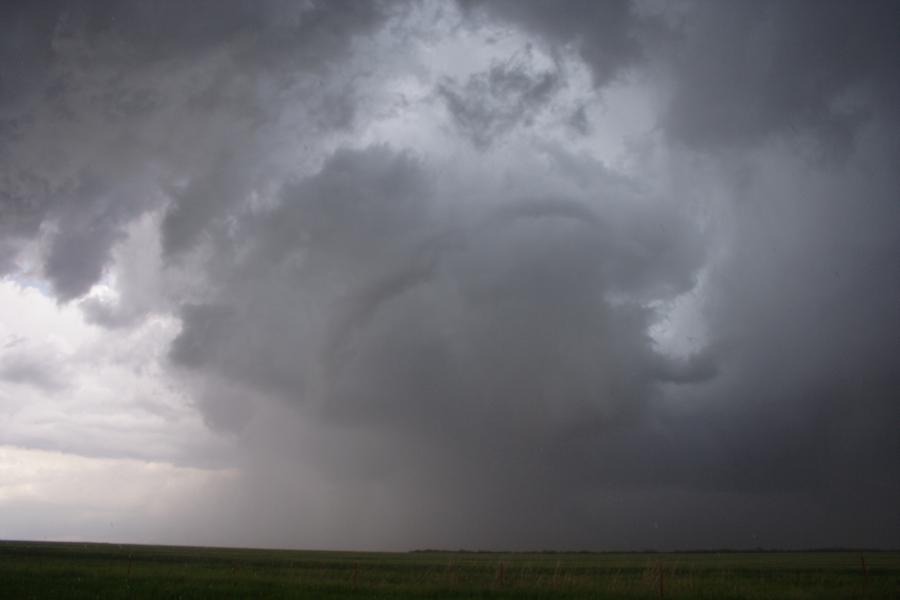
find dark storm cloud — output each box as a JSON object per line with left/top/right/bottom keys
{"left": 460, "top": 0, "right": 900, "bottom": 154}
{"left": 166, "top": 142, "right": 724, "bottom": 546}
{"left": 4, "top": 0, "right": 900, "bottom": 551}
{"left": 160, "top": 154, "right": 251, "bottom": 259}
{"left": 0, "top": 0, "right": 394, "bottom": 298}
{"left": 206, "top": 1, "right": 897, "bottom": 548}
{"left": 169, "top": 147, "right": 707, "bottom": 398}
{"left": 657, "top": 0, "right": 900, "bottom": 151}
{"left": 681, "top": 139, "right": 900, "bottom": 496}
{"left": 606, "top": 0, "right": 900, "bottom": 520}
{"left": 170, "top": 147, "right": 434, "bottom": 403}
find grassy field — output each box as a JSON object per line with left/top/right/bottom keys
{"left": 1, "top": 540, "right": 897, "bottom": 599}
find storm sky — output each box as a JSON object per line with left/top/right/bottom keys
{"left": 1, "top": 0, "right": 898, "bottom": 551}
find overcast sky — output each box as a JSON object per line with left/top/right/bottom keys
{"left": 1, "top": 0, "right": 898, "bottom": 551}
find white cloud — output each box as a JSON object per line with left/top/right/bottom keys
{"left": 0, "top": 278, "right": 227, "bottom": 466}
{"left": 0, "top": 445, "right": 236, "bottom": 544}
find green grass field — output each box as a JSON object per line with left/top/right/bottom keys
{"left": 1, "top": 540, "right": 897, "bottom": 599}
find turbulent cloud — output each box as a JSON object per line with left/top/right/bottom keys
{"left": 0, "top": 0, "right": 394, "bottom": 298}
{"left": 458, "top": 0, "right": 645, "bottom": 87}
{"left": 162, "top": 141, "right": 717, "bottom": 545}
{"left": 2, "top": 0, "right": 899, "bottom": 550}
{"left": 437, "top": 57, "right": 562, "bottom": 147}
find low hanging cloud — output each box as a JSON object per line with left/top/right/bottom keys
{"left": 164, "top": 142, "right": 716, "bottom": 546}
{"left": 1, "top": 0, "right": 898, "bottom": 550}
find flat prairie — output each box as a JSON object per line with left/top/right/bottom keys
{"left": 1, "top": 540, "right": 897, "bottom": 599}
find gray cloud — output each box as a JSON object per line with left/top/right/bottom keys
{"left": 0, "top": 0, "right": 395, "bottom": 299}
{"left": 656, "top": 0, "right": 900, "bottom": 152}
{"left": 458, "top": 0, "right": 645, "bottom": 87}
{"left": 437, "top": 56, "right": 562, "bottom": 147}
{"left": 683, "top": 135, "right": 900, "bottom": 495}
{"left": 3, "top": 0, "right": 899, "bottom": 551}
{"left": 165, "top": 143, "right": 723, "bottom": 546}
{"left": 0, "top": 352, "right": 67, "bottom": 392}
{"left": 460, "top": 0, "right": 900, "bottom": 155}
